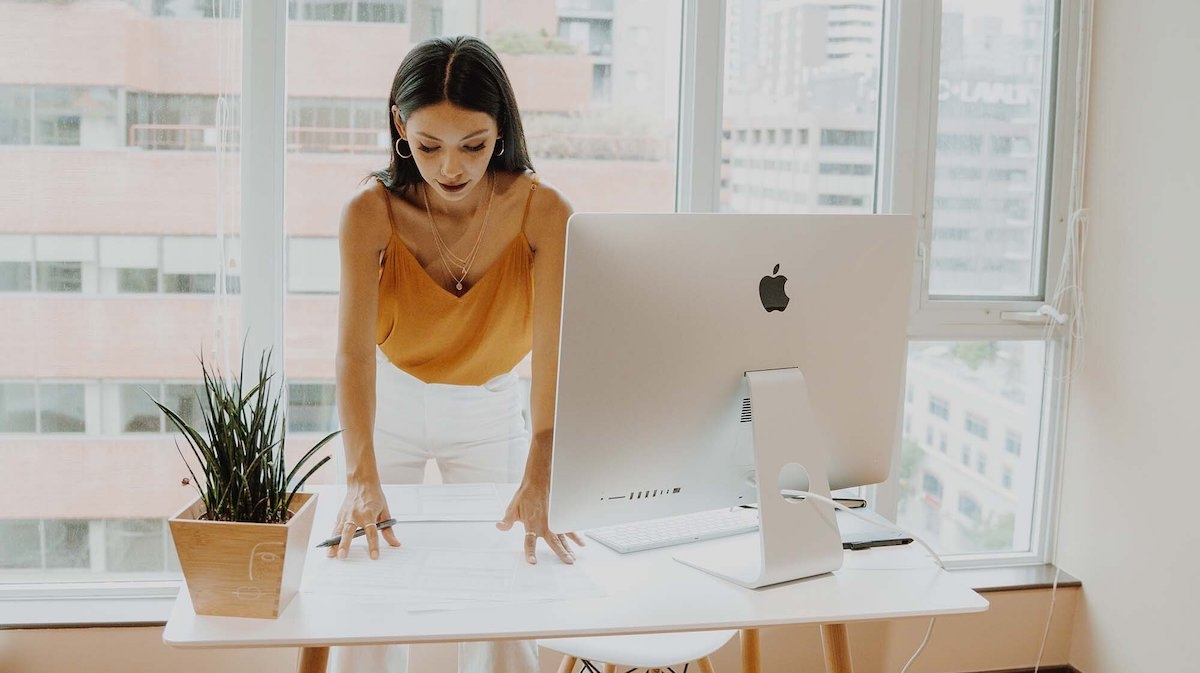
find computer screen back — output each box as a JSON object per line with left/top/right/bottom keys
{"left": 549, "top": 213, "right": 917, "bottom": 533}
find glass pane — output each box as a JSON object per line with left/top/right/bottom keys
{"left": 723, "top": 0, "right": 884, "bottom": 214}
{"left": 104, "top": 519, "right": 166, "bottom": 573}
{"left": 35, "top": 261, "right": 83, "bottom": 293}
{"left": 44, "top": 519, "right": 91, "bottom": 570}
{"left": 896, "top": 341, "right": 1046, "bottom": 555}
{"left": 0, "top": 85, "right": 33, "bottom": 144}
{"left": 0, "top": 0, "right": 240, "bottom": 581}
{"left": 119, "top": 383, "right": 163, "bottom": 433}
{"left": 163, "top": 383, "right": 209, "bottom": 432}
{"left": 117, "top": 268, "right": 159, "bottom": 293}
{"left": 0, "top": 521, "right": 41, "bottom": 569}
{"left": 38, "top": 383, "right": 86, "bottom": 433}
{"left": 288, "top": 382, "right": 338, "bottom": 432}
{"left": 0, "top": 262, "right": 32, "bottom": 291}
{"left": 0, "top": 382, "right": 36, "bottom": 432}
{"left": 928, "top": 0, "right": 1052, "bottom": 296}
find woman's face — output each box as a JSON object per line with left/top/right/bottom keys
{"left": 395, "top": 101, "right": 500, "bottom": 204}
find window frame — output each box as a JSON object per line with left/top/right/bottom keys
{"left": 871, "top": 0, "right": 1082, "bottom": 568}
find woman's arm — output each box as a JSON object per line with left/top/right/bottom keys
{"left": 497, "top": 178, "right": 582, "bottom": 564}
{"left": 331, "top": 183, "right": 401, "bottom": 559}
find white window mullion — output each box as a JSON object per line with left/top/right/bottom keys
{"left": 241, "top": 1, "right": 288, "bottom": 375}
{"left": 676, "top": 0, "right": 725, "bottom": 214}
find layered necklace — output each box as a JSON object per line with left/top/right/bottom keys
{"left": 421, "top": 173, "right": 496, "bottom": 295}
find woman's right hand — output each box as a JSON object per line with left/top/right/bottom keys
{"left": 329, "top": 481, "right": 403, "bottom": 560}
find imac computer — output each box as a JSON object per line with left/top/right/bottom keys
{"left": 548, "top": 212, "right": 918, "bottom": 588}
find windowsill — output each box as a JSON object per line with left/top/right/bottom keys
{"left": 1, "top": 565, "right": 1081, "bottom": 630}
{"left": 951, "top": 563, "right": 1081, "bottom": 593}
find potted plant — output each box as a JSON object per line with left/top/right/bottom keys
{"left": 153, "top": 350, "right": 338, "bottom": 619}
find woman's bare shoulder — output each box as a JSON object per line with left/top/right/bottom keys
{"left": 519, "top": 172, "right": 572, "bottom": 249}
{"left": 340, "top": 177, "right": 393, "bottom": 249}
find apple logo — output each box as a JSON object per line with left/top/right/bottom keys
{"left": 759, "top": 264, "right": 789, "bottom": 312}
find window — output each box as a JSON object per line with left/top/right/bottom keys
{"left": 0, "top": 262, "right": 32, "bottom": 291}
{"left": 961, "top": 444, "right": 971, "bottom": 467}
{"left": 965, "top": 413, "right": 989, "bottom": 440}
{"left": 922, "top": 473, "right": 943, "bottom": 502}
{"left": 929, "top": 395, "right": 950, "bottom": 420}
{"left": 1, "top": 0, "right": 1081, "bottom": 602}
{"left": 1005, "top": 430, "right": 1022, "bottom": 456}
{"left": 288, "top": 383, "right": 338, "bottom": 433}
{"left": 928, "top": 0, "right": 1054, "bottom": 297}
{"left": 37, "top": 383, "right": 87, "bottom": 433}
{"left": 975, "top": 452, "right": 987, "bottom": 476}
{"left": 0, "top": 383, "right": 36, "bottom": 433}
{"left": 957, "top": 494, "right": 981, "bottom": 522}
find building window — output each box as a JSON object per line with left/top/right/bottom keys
{"left": 820, "top": 129, "right": 874, "bottom": 147}
{"left": 36, "top": 261, "right": 83, "bottom": 293}
{"left": 961, "top": 444, "right": 971, "bottom": 467}
{"left": 0, "top": 383, "right": 36, "bottom": 433}
{"left": 928, "top": 395, "right": 950, "bottom": 420}
{"left": 0, "top": 262, "right": 33, "bottom": 292}
{"left": 288, "top": 382, "right": 338, "bottom": 433}
{"left": 975, "top": 452, "right": 987, "bottom": 476}
{"left": 965, "top": 413, "right": 989, "bottom": 440}
{"left": 1002, "top": 466, "right": 1013, "bottom": 490}
{"left": 957, "top": 494, "right": 981, "bottom": 522}
{"left": 38, "top": 383, "right": 87, "bottom": 434}
{"left": 1005, "top": 430, "right": 1021, "bottom": 456}
{"left": 925, "top": 426, "right": 934, "bottom": 447}
{"left": 818, "top": 163, "right": 874, "bottom": 176}
{"left": 938, "top": 433, "right": 947, "bottom": 453}
{"left": 922, "top": 473, "right": 943, "bottom": 502}
{"left": 816, "top": 194, "right": 866, "bottom": 207}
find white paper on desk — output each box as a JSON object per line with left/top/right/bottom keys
{"left": 386, "top": 483, "right": 506, "bottom": 522}
{"left": 302, "top": 546, "right": 604, "bottom": 612}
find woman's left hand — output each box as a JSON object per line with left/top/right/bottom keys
{"left": 497, "top": 480, "right": 585, "bottom": 565}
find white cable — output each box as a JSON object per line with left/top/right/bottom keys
{"left": 780, "top": 490, "right": 943, "bottom": 673}
{"left": 900, "top": 617, "right": 937, "bottom": 673}
{"left": 1034, "top": 2, "right": 1094, "bottom": 671}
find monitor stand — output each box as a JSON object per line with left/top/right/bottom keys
{"left": 673, "top": 367, "right": 843, "bottom": 588}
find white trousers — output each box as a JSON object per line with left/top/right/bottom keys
{"left": 329, "top": 350, "right": 536, "bottom": 673}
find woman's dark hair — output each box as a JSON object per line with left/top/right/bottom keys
{"left": 370, "top": 36, "right": 533, "bottom": 194}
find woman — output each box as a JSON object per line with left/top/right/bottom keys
{"left": 329, "top": 36, "right": 581, "bottom": 672}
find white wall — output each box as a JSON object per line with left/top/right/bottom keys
{"left": 1058, "top": 0, "right": 1200, "bottom": 671}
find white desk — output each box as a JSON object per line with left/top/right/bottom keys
{"left": 164, "top": 486, "right": 988, "bottom": 673}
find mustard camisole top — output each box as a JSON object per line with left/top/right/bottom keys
{"left": 374, "top": 175, "right": 537, "bottom": 387}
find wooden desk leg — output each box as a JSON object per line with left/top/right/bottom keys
{"left": 821, "top": 623, "right": 854, "bottom": 673}
{"left": 297, "top": 646, "right": 329, "bottom": 673}
{"left": 740, "top": 628, "right": 762, "bottom": 673}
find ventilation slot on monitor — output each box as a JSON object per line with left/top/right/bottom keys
{"left": 740, "top": 397, "right": 753, "bottom": 423}
{"left": 627, "top": 487, "right": 682, "bottom": 500}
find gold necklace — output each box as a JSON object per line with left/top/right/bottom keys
{"left": 422, "top": 174, "right": 495, "bottom": 294}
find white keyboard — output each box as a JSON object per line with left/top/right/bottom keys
{"left": 586, "top": 507, "right": 761, "bottom": 554}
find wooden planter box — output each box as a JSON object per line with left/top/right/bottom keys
{"left": 168, "top": 491, "right": 318, "bottom": 619}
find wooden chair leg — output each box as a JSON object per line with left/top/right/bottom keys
{"left": 297, "top": 646, "right": 329, "bottom": 673}
{"left": 696, "top": 656, "right": 717, "bottom": 673}
{"left": 556, "top": 655, "right": 578, "bottom": 673}
{"left": 602, "top": 664, "right": 616, "bottom": 673}
{"left": 740, "top": 628, "right": 762, "bottom": 673}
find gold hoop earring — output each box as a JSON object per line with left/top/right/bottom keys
{"left": 494, "top": 137, "right": 505, "bottom": 157}
{"left": 395, "top": 137, "right": 412, "bottom": 159}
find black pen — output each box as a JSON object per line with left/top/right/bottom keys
{"left": 315, "top": 518, "right": 398, "bottom": 548}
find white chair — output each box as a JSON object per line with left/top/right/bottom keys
{"left": 539, "top": 629, "right": 737, "bottom": 673}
